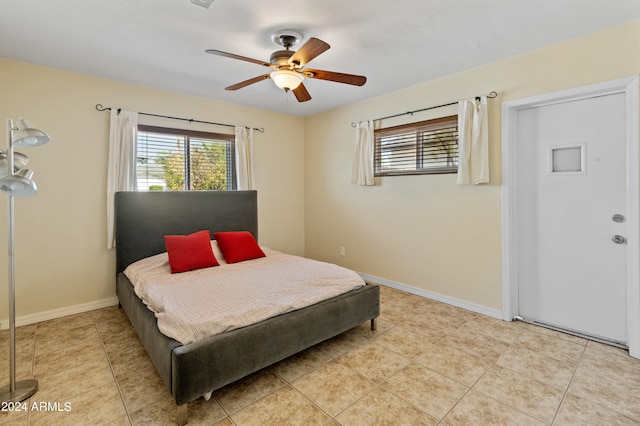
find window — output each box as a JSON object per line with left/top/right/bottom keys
{"left": 374, "top": 115, "right": 458, "bottom": 176}
{"left": 136, "top": 125, "right": 236, "bottom": 191}
{"left": 548, "top": 143, "right": 586, "bottom": 175}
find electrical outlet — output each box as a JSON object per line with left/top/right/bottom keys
{"left": 339, "top": 246, "right": 346, "bottom": 256}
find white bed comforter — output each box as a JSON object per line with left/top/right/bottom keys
{"left": 124, "top": 246, "right": 365, "bottom": 345}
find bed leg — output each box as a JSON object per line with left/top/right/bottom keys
{"left": 177, "top": 403, "right": 188, "bottom": 426}
{"left": 370, "top": 317, "right": 378, "bottom": 331}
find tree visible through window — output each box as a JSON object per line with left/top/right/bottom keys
{"left": 137, "top": 125, "right": 236, "bottom": 191}
{"left": 374, "top": 115, "right": 458, "bottom": 176}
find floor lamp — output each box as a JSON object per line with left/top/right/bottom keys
{"left": 0, "top": 118, "right": 50, "bottom": 404}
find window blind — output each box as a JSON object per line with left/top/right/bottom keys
{"left": 374, "top": 115, "right": 458, "bottom": 176}
{"left": 137, "top": 125, "right": 236, "bottom": 191}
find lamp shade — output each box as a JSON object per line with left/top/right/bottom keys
{"left": 0, "top": 151, "right": 29, "bottom": 174}
{"left": 270, "top": 70, "right": 304, "bottom": 91}
{"left": 0, "top": 169, "right": 37, "bottom": 198}
{"left": 13, "top": 119, "right": 50, "bottom": 147}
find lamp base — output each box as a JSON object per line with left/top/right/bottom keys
{"left": 0, "top": 379, "right": 38, "bottom": 404}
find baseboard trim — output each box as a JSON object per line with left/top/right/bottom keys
{"left": 0, "top": 297, "right": 119, "bottom": 330}
{"left": 358, "top": 272, "right": 503, "bottom": 320}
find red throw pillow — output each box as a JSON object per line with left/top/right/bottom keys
{"left": 164, "top": 230, "right": 219, "bottom": 273}
{"left": 213, "top": 231, "right": 265, "bottom": 264}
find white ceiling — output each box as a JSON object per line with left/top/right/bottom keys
{"left": 2, "top": 0, "right": 639, "bottom": 117}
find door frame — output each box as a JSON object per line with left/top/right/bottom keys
{"left": 501, "top": 76, "right": 640, "bottom": 357}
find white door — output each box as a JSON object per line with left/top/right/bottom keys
{"left": 516, "top": 92, "right": 627, "bottom": 345}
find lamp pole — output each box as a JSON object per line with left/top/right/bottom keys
{"left": 7, "top": 119, "right": 18, "bottom": 396}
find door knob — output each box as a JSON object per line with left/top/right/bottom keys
{"left": 612, "top": 235, "right": 626, "bottom": 244}
{"left": 612, "top": 214, "right": 625, "bottom": 223}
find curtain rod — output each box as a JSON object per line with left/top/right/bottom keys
{"left": 95, "top": 104, "right": 265, "bottom": 133}
{"left": 350, "top": 91, "right": 497, "bottom": 128}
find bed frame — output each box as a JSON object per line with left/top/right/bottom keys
{"left": 114, "top": 190, "right": 380, "bottom": 425}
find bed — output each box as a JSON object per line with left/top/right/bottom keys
{"left": 114, "top": 190, "right": 380, "bottom": 425}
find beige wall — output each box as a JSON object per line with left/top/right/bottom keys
{"left": 303, "top": 20, "right": 640, "bottom": 311}
{"left": 0, "top": 60, "right": 305, "bottom": 322}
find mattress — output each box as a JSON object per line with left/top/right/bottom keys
{"left": 124, "top": 245, "right": 366, "bottom": 344}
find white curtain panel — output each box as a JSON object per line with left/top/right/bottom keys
{"left": 235, "top": 126, "right": 255, "bottom": 190}
{"left": 457, "top": 97, "right": 489, "bottom": 184}
{"left": 351, "top": 120, "right": 374, "bottom": 186}
{"left": 106, "top": 109, "right": 138, "bottom": 249}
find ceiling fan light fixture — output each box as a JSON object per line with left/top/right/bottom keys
{"left": 270, "top": 70, "right": 303, "bottom": 91}
{"left": 207, "top": 34, "right": 366, "bottom": 102}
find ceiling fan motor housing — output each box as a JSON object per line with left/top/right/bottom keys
{"left": 270, "top": 50, "right": 295, "bottom": 68}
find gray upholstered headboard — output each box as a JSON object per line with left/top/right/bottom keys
{"left": 114, "top": 190, "right": 258, "bottom": 273}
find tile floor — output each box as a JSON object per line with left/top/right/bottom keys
{"left": 1, "top": 285, "right": 640, "bottom": 425}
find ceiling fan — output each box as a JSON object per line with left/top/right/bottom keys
{"left": 205, "top": 31, "right": 367, "bottom": 102}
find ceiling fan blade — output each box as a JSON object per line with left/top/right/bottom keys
{"left": 206, "top": 49, "right": 272, "bottom": 68}
{"left": 304, "top": 69, "right": 367, "bottom": 86}
{"left": 288, "top": 37, "right": 330, "bottom": 67}
{"left": 225, "top": 74, "right": 271, "bottom": 91}
{"left": 292, "top": 83, "right": 312, "bottom": 102}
